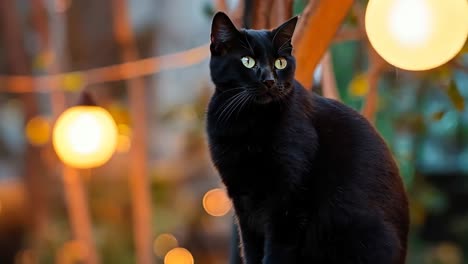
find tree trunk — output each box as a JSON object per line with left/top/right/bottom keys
{"left": 111, "top": 0, "right": 154, "bottom": 263}
{"left": 0, "top": 0, "right": 46, "bottom": 255}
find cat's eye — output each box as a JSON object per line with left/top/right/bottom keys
{"left": 274, "top": 57, "right": 287, "bottom": 70}
{"left": 241, "top": 56, "right": 256, "bottom": 68}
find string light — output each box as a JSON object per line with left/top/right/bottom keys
{"left": 365, "top": 0, "right": 468, "bottom": 71}
{"left": 25, "top": 116, "right": 51, "bottom": 146}
{"left": 202, "top": 188, "right": 232, "bottom": 217}
{"left": 0, "top": 43, "right": 210, "bottom": 93}
{"left": 164, "top": 248, "right": 194, "bottom": 264}
{"left": 52, "top": 105, "right": 118, "bottom": 168}
{"left": 153, "top": 233, "right": 179, "bottom": 258}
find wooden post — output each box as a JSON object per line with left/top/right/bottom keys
{"left": 321, "top": 51, "right": 340, "bottom": 100}
{"left": 293, "top": 0, "right": 355, "bottom": 89}
{"left": 111, "top": 0, "right": 154, "bottom": 263}
{"left": 0, "top": 0, "right": 47, "bottom": 252}
{"left": 62, "top": 166, "right": 100, "bottom": 264}
{"left": 252, "top": 0, "right": 274, "bottom": 29}
{"left": 31, "top": 0, "right": 67, "bottom": 117}
{"left": 271, "top": 0, "right": 294, "bottom": 27}
{"left": 354, "top": 4, "right": 386, "bottom": 122}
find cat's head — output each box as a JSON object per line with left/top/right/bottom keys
{"left": 209, "top": 12, "right": 298, "bottom": 104}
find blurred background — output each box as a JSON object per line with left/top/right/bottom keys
{"left": 0, "top": 0, "right": 467, "bottom": 263}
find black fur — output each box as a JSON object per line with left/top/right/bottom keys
{"left": 206, "top": 12, "right": 409, "bottom": 264}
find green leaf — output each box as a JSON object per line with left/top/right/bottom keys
{"left": 447, "top": 80, "right": 465, "bottom": 111}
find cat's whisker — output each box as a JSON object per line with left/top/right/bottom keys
{"left": 278, "top": 46, "right": 293, "bottom": 54}
{"left": 236, "top": 94, "right": 253, "bottom": 119}
{"left": 218, "top": 87, "right": 245, "bottom": 95}
{"left": 221, "top": 92, "right": 249, "bottom": 124}
{"left": 277, "top": 37, "right": 292, "bottom": 52}
{"left": 217, "top": 91, "right": 247, "bottom": 124}
{"left": 239, "top": 44, "right": 251, "bottom": 51}
{"left": 215, "top": 92, "right": 244, "bottom": 119}
{"left": 244, "top": 35, "right": 255, "bottom": 55}
{"left": 230, "top": 93, "right": 250, "bottom": 121}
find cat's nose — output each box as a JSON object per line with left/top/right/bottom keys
{"left": 262, "top": 79, "right": 275, "bottom": 88}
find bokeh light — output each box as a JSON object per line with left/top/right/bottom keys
{"left": 117, "top": 123, "right": 131, "bottom": 136}
{"left": 365, "top": 0, "right": 468, "bottom": 70}
{"left": 25, "top": 116, "right": 51, "bottom": 146}
{"left": 202, "top": 188, "right": 232, "bottom": 217}
{"left": 164, "top": 247, "right": 194, "bottom": 264}
{"left": 116, "top": 135, "right": 131, "bottom": 153}
{"left": 56, "top": 240, "right": 88, "bottom": 264}
{"left": 153, "top": 233, "right": 179, "bottom": 258}
{"left": 52, "top": 106, "right": 118, "bottom": 168}
{"left": 116, "top": 123, "right": 132, "bottom": 153}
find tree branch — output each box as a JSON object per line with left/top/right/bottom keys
{"left": 111, "top": 1, "right": 154, "bottom": 264}
{"left": 253, "top": 0, "right": 274, "bottom": 29}
{"left": 214, "top": 0, "right": 228, "bottom": 12}
{"left": 333, "top": 27, "right": 363, "bottom": 43}
{"left": 293, "top": 0, "right": 355, "bottom": 89}
{"left": 321, "top": 51, "right": 341, "bottom": 100}
{"left": 353, "top": 3, "right": 386, "bottom": 123}
{"left": 271, "top": 0, "right": 294, "bottom": 27}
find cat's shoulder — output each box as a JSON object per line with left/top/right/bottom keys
{"left": 302, "top": 89, "right": 377, "bottom": 137}
{"left": 310, "top": 92, "right": 358, "bottom": 116}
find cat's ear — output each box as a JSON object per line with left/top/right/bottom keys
{"left": 211, "top": 12, "right": 239, "bottom": 55}
{"left": 272, "top": 16, "right": 298, "bottom": 50}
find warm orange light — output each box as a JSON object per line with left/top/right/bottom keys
{"left": 25, "top": 116, "right": 51, "bottom": 146}
{"left": 365, "top": 0, "right": 468, "bottom": 70}
{"left": 53, "top": 106, "right": 118, "bottom": 168}
{"left": 117, "top": 123, "right": 131, "bottom": 136}
{"left": 116, "top": 135, "right": 131, "bottom": 153}
{"left": 56, "top": 240, "right": 88, "bottom": 264}
{"left": 164, "top": 248, "right": 194, "bottom": 264}
{"left": 153, "top": 233, "right": 179, "bottom": 258}
{"left": 202, "top": 188, "right": 232, "bottom": 217}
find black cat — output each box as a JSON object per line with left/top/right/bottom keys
{"left": 206, "top": 12, "right": 409, "bottom": 264}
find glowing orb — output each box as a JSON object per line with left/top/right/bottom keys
{"left": 365, "top": 0, "right": 468, "bottom": 70}
{"left": 53, "top": 106, "right": 118, "bottom": 168}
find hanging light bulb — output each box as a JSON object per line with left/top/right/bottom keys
{"left": 164, "top": 248, "right": 194, "bottom": 264}
{"left": 365, "top": 0, "right": 468, "bottom": 71}
{"left": 53, "top": 92, "right": 118, "bottom": 169}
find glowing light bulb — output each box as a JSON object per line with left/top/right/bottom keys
{"left": 53, "top": 106, "right": 118, "bottom": 168}
{"left": 164, "top": 248, "right": 194, "bottom": 264}
{"left": 388, "top": 0, "right": 432, "bottom": 46}
{"left": 365, "top": 0, "right": 468, "bottom": 70}
{"left": 202, "top": 188, "right": 232, "bottom": 217}
{"left": 25, "top": 116, "right": 51, "bottom": 146}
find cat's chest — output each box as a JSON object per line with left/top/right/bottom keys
{"left": 211, "top": 138, "right": 307, "bottom": 193}
{"left": 213, "top": 141, "right": 282, "bottom": 170}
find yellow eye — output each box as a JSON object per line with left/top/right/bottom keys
{"left": 241, "top": 56, "right": 256, "bottom": 68}
{"left": 274, "top": 57, "right": 287, "bottom": 69}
